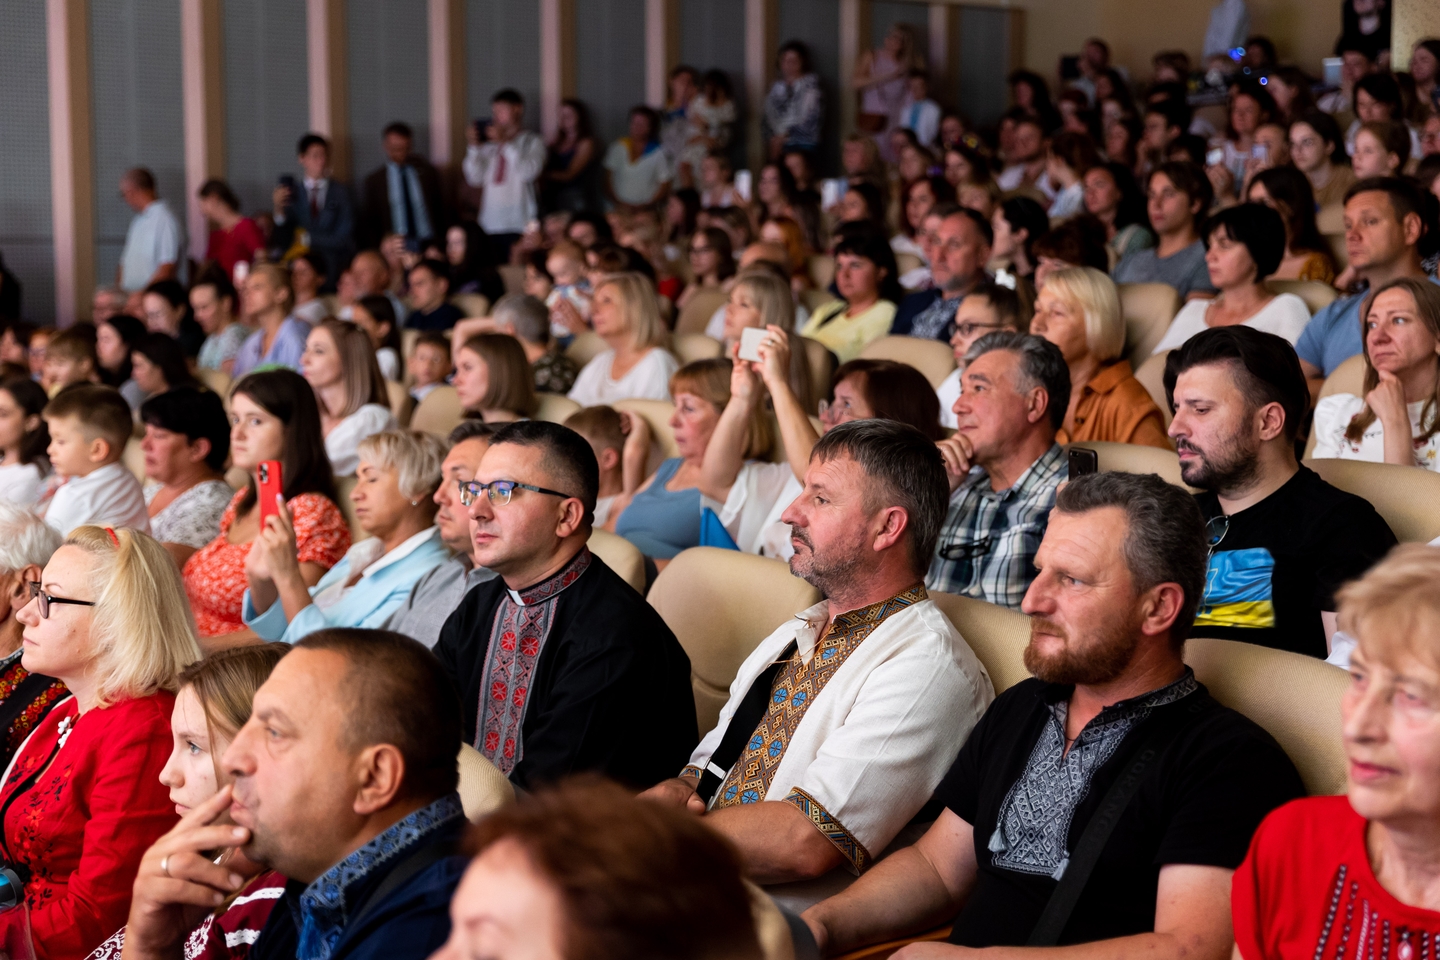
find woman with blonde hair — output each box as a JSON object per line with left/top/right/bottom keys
{"left": 300, "top": 318, "right": 397, "bottom": 475}
{"left": 453, "top": 333, "right": 539, "bottom": 422}
{"left": 720, "top": 269, "right": 816, "bottom": 412}
{"left": 568, "top": 272, "right": 679, "bottom": 405}
{"left": 1312, "top": 276, "right": 1440, "bottom": 470}
{"left": 0, "top": 526, "right": 202, "bottom": 957}
{"left": 232, "top": 262, "right": 311, "bottom": 378}
{"left": 1029, "top": 266, "right": 1169, "bottom": 448}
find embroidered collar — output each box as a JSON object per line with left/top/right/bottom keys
{"left": 1041, "top": 666, "right": 1199, "bottom": 718}
{"left": 295, "top": 792, "right": 463, "bottom": 960}
{"left": 793, "top": 584, "right": 927, "bottom": 661}
{"left": 504, "top": 547, "right": 591, "bottom": 607}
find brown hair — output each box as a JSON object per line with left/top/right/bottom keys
{"left": 464, "top": 777, "right": 761, "bottom": 960}
{"left": 43, "top": 384, "right": 133, "bottom": 458}
{"left": 45, "top": 329, "right": 98, "bottom": 367}
{"left": 1346, "top": 276, "right": 1440, "bottom": 446}
{"left": 177, "top": 644, "right": 289, "bottom": 773}
{"left": 671, "top": 358, "right": 772, "bottom": 459}
{"left": 1337, "top": 543, "right": 1440, "bottom": 674}
{"left": 313, "top": 318, "right": 388, "bottom": 419}
{"left": 760, "top": 217, "right": 809, "bottom": 278}
{"left": 458, "top": 333, "right": 539, "bottom": 417}
{"left": 249, "top": 262, "right": 295, "bottom": 312}
{"left": 830, "top": 359, "right": 945, "bottom": 441}
{"left": 564, "top": 405, "right": 626, "bottom": 456}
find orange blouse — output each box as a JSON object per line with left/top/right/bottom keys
{"left": 1056, "top": 360, "right": 1173, "bottom": 450}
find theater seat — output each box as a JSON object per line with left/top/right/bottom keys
{"left": 564, "top": 331, "right": 607, "bottom": 368}
{"left": 534, "top": 392, "right": 581, "bottom": 424}
{"left": 588, "top": 528, "right": 646, "bottom": 593}
{"left": 648, "top": 547, "right": 821, "bottom": 736}
{"left": 676, "top": 288, "right": 730, "bottom": 336}
{"left": 449, "top": 292, "right": 490, "bottom": 318}
{"left": 800, "top": 288, "right": 841, "bottom": 316}
{"left": 1303, "top": 457, "right": 1440, "bottom": 543}
{"left": 409, "top": 385, "right": 464, "bottom": 438}
{"left": 1066, "top": 441, "right": 1187, "bottom": 488}
{"left": 801, "top": 336, "right": 836, "bottom": 394}
{"left": 857, "top": 336, "right": 956, "bottom": 389}
{"left": 749, "top": 884, "right": 799, "bottom": 960}
{"left": 834, "top": 928, "right": 952, "bottom": 960}
{"left": 385, "top": 379, "right": 413, "bottom": 426}
{"left": 1118, "top": 283, "right": 1182, "bottom": 368}
{"left": 1302, "top": 354, "right": 1369, "bottom": 458}
{"left": 196, "top": 367, "right": 231, "bottom": 399}
{"left": 1184, "top": 637, "right": 1349, "bottom": 795}
{"left": 614, "top": 398, "right": 680, "bottom": 462}
{"left": 456, "top": 743, "right": 514, "bottom": 821}
{"left": 1267, "top": 279, "right": 1338, "bottom": 315}
{"left": 674, "top": 332, "right": 724, "bottom": 364}
{"left": 808, "top": 254, "right": 837, "bottom": 290}
{"left": 123, "top": 437, "right": 146, "bottom": 483}
{"left": 927, "top": 592, "right": 1031, "bottom": 694}
{"left": 498, "top": 263, "right": 525, "bottom": 295}
{"left": 1133, "top": 350, "right": 1172, "bottom": 429}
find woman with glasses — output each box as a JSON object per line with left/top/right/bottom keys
{"left": 567, "top": 273, "right": 680, "bottom": 406}
{"left": 0, "top": 525, "right": 201, "bottom": 958}
{"left": 242, "top": 430, "right": 451, "bottom": 642}
{"left": 935, "top": 281, "right": 1032, "bottom": 429}
{"left": 674, "top": 226, "right": 735, "bottom": 314}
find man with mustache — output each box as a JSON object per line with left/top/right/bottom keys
{"left": 803, "top": 471, "right": 1306, "bottom": 958}
{"left": 1165, "top": 326, "right": 1395, "bottom": 661}
{"left": 642, "top": 419, "right": 993, "bottom": 887}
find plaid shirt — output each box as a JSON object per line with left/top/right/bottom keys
{"left": 926, "top": 443, "right": 1065, "bottom": 609}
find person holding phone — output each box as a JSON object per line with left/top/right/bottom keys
{"left": 270, "top": 133, "right": 356, "bottom": 287}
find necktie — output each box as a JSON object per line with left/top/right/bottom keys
{"left": 399, "top": 165, "right": 417, "bottom": 239}
{"left": 494, "top": 148, "right": 508, "bottom": 185}
{"left": 309, "top": 186, "right": 319, "bottom": 222}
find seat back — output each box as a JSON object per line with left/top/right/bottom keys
{"left": 675, "top": 288, "right": 730, "bottom": 336}
{"left": 534, "top": 392, "right": 582, "bottom": 424}
{"left": 614, "top": 398, "right": 680, "bottom": 461}
{"left": 1267, "top": 279, "right": 1338, "bottom": 315}
{"left": 1067, "top": 440, "right": 1187, "bottom": 488}
{"left": 123, "top": 437, "right": 147, "bottom": 482}
{"left": 1324, "top": 232, "right": 1348, "bottom": 270}
{"left": 801, "top": 336, "right": 835, "bottom": 395}
{"left": 334, "top": 475, "right": 362, "bottom": 539}
{"left": 564, "top": 331, "right": 607, "bottom": 368}
{"left": 857, "top": 336, "right": 957, "bottom": 388}
{"left": 196, "top": 367, "right": 232, "bottom": 398}
{"left": 808, "top": 254, "right": 837, "bottom": 290}
{"left": 674, "top": 332, "right": 724, "bottom": 364}
{"left": 927, "top": 592, "right": 1032, "bottom": 694}
{"left": 648, "top": 548, "right": 821, "bottom": 736}
{"left": 895, "top": 251, "right": 924, "bottom": 280}
{"left": 1118, "top": 283, "right": 1183, "bottom": 367}
{"left": 450, "top": 292, "right": 490, "bottom": 318}
{"left": 456, "top": 744, "right": 515, "bottom": 821}
{"left": 1303, "top": 354, "right": 1369, "bottom": 458}
{"left": 385, "top": 379, "right": 413, "bottom": 426}
{"left": 1133, "top": 350, "right": 1172, "bottom": 429}
{"left": 800, "top": 288, "right": 841, "bottom": 316}
{"left": 588, "top": 528, "right": 646, "bottom": 593}
{"left": 1304, "top": 457, "right": 1440, "bottom": 542}
{"left": 409, "top": 385, "right": 465, "bottom": 438}
{"left": 1184, "top": 637, "right": 1349, "bottom": 795}
{"left": 498, "top": 263, "right": 526, "bottom": 295}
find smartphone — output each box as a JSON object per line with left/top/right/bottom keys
{"left": 277, "top": 174, "right": 297, "bottom": 192}
{"left": 1067, "top": 447, "right": 1099, "bottom": 480}
{"left": 1205, "top": 147, "right": 1225, "bottom": 167}
{"left": 733, "top": 169, "right": 753, "bottom": 203}
{"left": 738, "top": 327, "right": 767, "bottom": 363}
{"left": 257, "top": 460, "right": 284, "bottom": 525}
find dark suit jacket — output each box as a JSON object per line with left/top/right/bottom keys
{"left": 273, "top": 178, "right": 357, "bottom": 282}
{"left": 361, "top": 155, "right": 444, "bottom": 248}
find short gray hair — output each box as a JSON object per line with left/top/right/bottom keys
{"left": 963, "top": 331, "right": 1071, "bottom": 432}
{"left": 0, "top": 502, "right": 62, "bottom": 573}
{"left": 357, "top": 430, "right": 449, "bottom": 501}
{"left": 1054, "top": 472, "right": 1207, "bottom": 645}
{"left": 492, "top": 294, "right": 551, "bottom": 345}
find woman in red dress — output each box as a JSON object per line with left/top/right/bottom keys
{"left": 1234, "top": 544, "right": 1440, "bottom": 960}
{"left": 199, "top": 180, "right": 264, "bottom": 281}
{"left": 0, "top": 526, "right": 203, "bottom": 959}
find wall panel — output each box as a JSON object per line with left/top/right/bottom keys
{"left": 573, "top": 0, "right": 648, "bottom": 143}
{"left": 0, "top": 0, "right": 55, "bottom": 321}
{"left": 679, "top": 0, "right": 747, "bottom": 165}
{"left": 346, "top": 0, "right": 431, "bottom": 180}
{"left": 466, "top": 0, "right": 542, "bottom": 125}
{"left": 223, "top": 0, "right": 309, "bottom": 218}
{"left": 956, "top": 6, "right": 1014, "bottom": 130}
{"left": 776, "top": 0, "right": 840, "bottom": 173}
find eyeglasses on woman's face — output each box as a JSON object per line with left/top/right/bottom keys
{"left": 26, "top": 581, "right": 96, "bottom": 619}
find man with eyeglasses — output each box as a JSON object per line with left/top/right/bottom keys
{"left": 1166, "top": 326, "right": 1395, "bottom": 661}
{"left": 432, "top": 420, "right": 696, "bottom": 790}
{"left": 927, "top": 333, "right": 1070, "bottom": 609}
{"left": 890, "top": 205, "right": 994, "bottom": 341}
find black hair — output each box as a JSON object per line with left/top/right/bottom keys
{"left": 1250, "top": 166, "right": 1328, "bottom": 257}
{"left": 231, "top": 369, "right": 340, "bottom": 513}
{"left": 198, "top": 179, "right": 241, "bottom": 213}
{"left": 1355, "top": 72, "right": 1405, "bottom": 118}
{"left": 382, "top": 121, "right": 414, "bottom": 140}
{"left": 355, "top": 294, "right": 403, "bottom": 356}
{"left": 1245, "top": 35, "right": 1277, "bottom": 66}
{"left": 628, "top": 105, "right": 661, "bottom": 145}
{"left": 1007, "top": 69, "right": 1061, "bottom": 132}
{"left": 134, "top": 333, "right": 200, "bottom": 392}
{"left": 488, "top": 420, "right": 600, "bottom": 527}
{"left": 1204, "top": 202, "right": 1287, "bottom": 280}
{"left": 1292, "top": 110, "right": 1349, "bottom": 166}
{"left": 297, "top": 133, "right": 330, "bottom": 156}
{"left": 448, "top": 418, "right": 500, "bottom": 447}
{"left": 143, "top": 279, "right": 188, "bottom": 310}
{"left": 190, "top": 264, "right": 237, "bottom": 306}
{"left": 1163, "top": 325, "right": 1309, "bottom": 444}
{"left": 1093, "top": 161, "right": 1150, "bottom": 232}
{"left": 492, "top": 88, "right": 524, "bottom": 107}
{"left": 998, "top": 196, "right": 1051, "bottom": 266}
{"left": 842, "top": 180, "right": 888, "bottom": 233}
{"left": 97, "top": 313, "right": 146, "bottom": 385}
{"left": 701, "top": 69, "right": 733, "bottom": 100}
{"left": 1147, "top": 160, "right": 1214, "bottom": 221}
{"left": 568, "top": 213, "right": 614, "bottom": 246}
{"left": 1031, "top": 215, "right": 1110, "bottom": 273}
{"left": 777, "top": 40, "right": 812, "bottom": 74}
{"left": 0, "top": 376, "right": 51, "bottom": 468}
{"left": 1144, "top": 94, "right": 1193, "bottom": 134}
{"left": 140, "top": 386, "right": 231, "bottom": 471}
{"left": 558, "top": 98, "right": 595, "bottom": 140}
{"left": 409, "top": 257, "right": 452, "bottom": 285}
{"left": 1166, "top": 133, "right": 1208, "bottom": 166}
{"left": 831, "top": 227, "right": 905, "bottom": 304}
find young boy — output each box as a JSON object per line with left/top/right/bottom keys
{"left": 42, "top": 329, "right": 101, "bottom": 393}
{"left": 40, "top": 384, "right": 150, "bottom": 535}
{"left": 564, "top": 405, "right": 629, "bottom": 527}
{"left": 408, "top": 333, "right": 451, "bottom": 403}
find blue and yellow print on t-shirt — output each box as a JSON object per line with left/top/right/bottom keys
{"left": 1195, "top": 547, "right": 1276, "bottom": 629}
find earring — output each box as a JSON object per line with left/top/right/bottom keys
{"left": 411, "top": 499, "right": 420, "bottom": 506}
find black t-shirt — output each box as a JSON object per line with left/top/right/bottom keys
{"left": 937, "top": 678, "right": 1304, "bottom": 948}
{"left": 1192, "top": 466, "right": 1396, "bottom": 658}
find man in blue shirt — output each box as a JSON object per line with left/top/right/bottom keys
{"left": 1295, "top": 177, "right": 1435, "bottom": 402}
{"left": 891, "top": 205, "right": 993, "bottom": 341}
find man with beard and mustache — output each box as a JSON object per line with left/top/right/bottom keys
{"left": 1166, "top": 326, "right": 1395, "bottom": 661}
{"left": 642, "top": 420, "right": 993, "bottom": 888}
{"left": 803, "top": 471, "right": 1306, "bottom": 958}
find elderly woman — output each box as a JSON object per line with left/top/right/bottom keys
{"left": 243, "top": 430, "right": 450, "bottom": 643}
{"left": 800, "top": 229, "right": 903, "bottom": 363}
{"left": 0, "top": 526, "right": 201, "bottom": 957}
{"left": 1313, "top": 277, "right": 1440, "bottom": 470}
{"left": 453, "top": 333, "right": 539, "bottom": 423}
{"left": 1233, "top": 545, "right": 1440, "bottom": 958}
{"left": 301, "top": 318, "right": 398, "bottom": 476}
{"left": 0, "top": 502, "right": 64, "bottom": 772}
{"left": 141, "top": 387, "right": 235, "bottom": 566}
{"left": 568, "top": 272, "right": 680, "bottom": 405}
{"left": 183, "top": 370, "right": 350, "bottom": 641}
{"left": 1030, "top": 267, "right": 1170, "bottom": 448}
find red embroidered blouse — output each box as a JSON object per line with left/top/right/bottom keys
{"left": 0, "top": 693, "right": 178, "bottom": 960}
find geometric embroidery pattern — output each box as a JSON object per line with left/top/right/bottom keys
{"left": 783, "top": 786, "right": 872, "bottom": 873}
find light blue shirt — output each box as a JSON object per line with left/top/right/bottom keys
{"left": 120, "top": 199, "right": 185, "bottom": 291}
{"left": 386, "top": 162, "right": 434, "bottom": 240}
{"left": 243, "top": 526, "right": 451, "bottom": 643}
{"left": 1296, "top": 276, "right": 1440, "bottom": 376}
{"left": 232, "top": 316, "right": 313, "bottom": 377}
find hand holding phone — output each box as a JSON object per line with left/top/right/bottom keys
{"left": 738, "top": 327, "right": 767, "bottom": 363}
{"left": 257, "top": 461, "right": 284, "bottom": 525}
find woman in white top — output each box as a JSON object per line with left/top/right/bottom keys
{"left": 568, "top": 272, "right": 679, "bottom": 406}
{"left": 301, "top": 318, "right": 397, "bottom": 476}
{"left": 1152, "top": 202, "right": 1311, "bottom": 355}
{"left": 139, "top": 386, "right": 234, "bottom": 567}
{"left": 0, "top": 375, "right": 50, "bottom": 506}
{"left": 1312, "top": 277, "right": 1440, "bottom": 471}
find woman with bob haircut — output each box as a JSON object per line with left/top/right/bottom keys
{"left": 1233, "top": 545, "right": 1440, "bottom": 958}
{"left": 1312, "top": 276, "right": 1440, "bottom": 470}
{"left": 453, "top": 333, "right": 539, "bottom": 422}
{"left": 1030, "top": 266, "right": 1170, "bottom": 448}
{"left": 140, "top": 386, "right": 234, "bottom": 567}
{"left": 243, "top": 430, "right": 451, "bottom": 642}
{"left": 301, "top": 318, "right": 397, "bottom": 476}
{"left": 183, "top": 369, "right": 350, "bottom": 641}
{"left": 568, "top": 272, "right": 679, "bottom": 405}
{"left": 0, "top": 526, "right": 203, "bottom": 957}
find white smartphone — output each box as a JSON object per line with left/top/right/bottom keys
{"left": 734, "top": 169, "right": 753, "bottom": 203}
{"left": 738, "top": 327, "right": 767, "bottom": 363}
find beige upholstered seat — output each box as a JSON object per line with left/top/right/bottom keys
{"left": 334, "top": 475, "right": 362, "bottom": 539}
{"left": 673, "top": 332, "right": 724, "bottom": 364}
{"left": 927, "top": 592, "right": 1031, "bottom": 694}
{"left": 456, "top": 743, "right": 514, "bottom": 820}
{"left": 808, "top": 254, "right": 837, "bottom": 290}
{"left": 385, "top": 379, "right": 413, "bottom": 426}
{"left": 498, "top": 263, "right": 526, "bottom": 295}
{"left": 613, "top": 398, "right": 680, "bottom": 461}
{"left": 1184, "top": 638, "right": 1349, "bottom": 796}
{"left": 123, "top": 437, "right": 146, "bottom": 482}
{"left": 1304, "top": 457, "right": 1440, "bottom": 542}
{"left": 587, "top": 528, "right": 646, "bottom": 593}
{"left": 408, "top": 385, "right": 465, "bottom": 438}
{"left": 1066, "top": 440, "right": 1187, "bottom": 488}
{"left": 1118, "top": 283, "right": 1183, "bottom": 367}
{"left": 749, "top": 883, "right": 798, "bottom": 960}
{"left": 533, "top": 392, "right": 581, "bottom": 424}
{"left": 675, "top": 288, "right": 730, "bottom": 336}
{"left": 895, "top": 251, "right": 925, "bottom": 281}
{"left": 1317, "top": 204, "right": 1344, "bottom": 235}
{"left": 196, "top": 367, "right": 232, "bottom": 398}
{"left": 856, "top": 336, "right": 956, "bottom": 389}
{"left": 1267, "top": 279, "right": 1338, "bottom": 315}
{"left": 1302, "top": 354, "right": 1370, "bottom": 457}
{"left": 564, "top": 331, "right": 608, "bottom": 368}
{"left": 648, "top": 547, "right": 821, "bottom": 736}
{"left": 800, "top": 288, "right": 841, "bottom": 316}
{"left": 449, "top": 292, "right": 490, "bottom": 318}
{"left": 801, "top": 336, "right": 836, "bottom": 393}
{"left": 1324, "top": 232, "right": 1348, "bottom": 270}
{"left": 1133, "top": 350, "right": 1173, "bottom": 428}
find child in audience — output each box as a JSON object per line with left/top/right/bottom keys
{"left": 522, "top": 249, "right": 554, "bottom": 301}
{"left": 39, "top": 384, "right": 150, "bottom": 535}
{"left": 27, "top": 327, "right": 52, "bottom": 386}
{"left": 544, "top": 241, "right": 592, "bottom": 341}
{"left": 41, "top": 329, "right": 101, "bottom": 392}
{"left": 352, "top": 294, "right": 403, "bottom": 381}
{"left": 408, "top": 333, "right": 452, "bottom": 403}
{"left": 565, "top": 405, "right": 630, "bottom": 527}
{"left": 698, "top": 151, "right": 740, "bottom": 209}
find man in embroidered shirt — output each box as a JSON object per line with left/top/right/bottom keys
{"left": 641, "top": 420, "right": 994, "bottom": 886}
{"left": 927, "top": 332, "right": 1069, "bottom": 608}
{"left": 121, "top": 628, "right": 469, "bottom": 960}
{"left": 462, "top": 88, "right": 549, "bottom": 266}
{"left": 804, "top": 471, "right": 1305, "bottom": 957}
{"left": 433, "top": 421, "right": 696, "bottom": 790}
{"left": 891, "top": 206, "right": 994, "bottom": 342}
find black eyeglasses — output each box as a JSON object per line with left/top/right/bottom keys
{"left": 1205, "top": 515, "right": 1230, "bottom": 559}
{"left": 26, "top": 581, "right": 96, "bottom": 619}
{"left": 458, "top": 479, "right": 575, "bottom": 508}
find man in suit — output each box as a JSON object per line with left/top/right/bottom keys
{"left": 272, "top": 133, "right": 356, "bottom": 289}
{"left": 361, "top": 122, "right": 444, "bottom": 250}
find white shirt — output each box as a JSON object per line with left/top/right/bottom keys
{"left": 937, "top": 367, "right": 962, "bottom": 430}
{"left": 1048, "top": 181, "right": 1086, "bottom": 221}
{"left": 687, "top": 596, "right": 993, "bottom": 872}
{"left": 42, "top": 461, "right": 151, "bottom": 536}
{"left": 996, "top": 166, "right": 1055, "bottom": 200}
{"left": 603, "top": 140, "right": 674, "bottom": 206}
{"left": 1311, "top": 394, "right": 1440, "bottom": 471}
{"left": 120, "top": 200, "right": 185, "bottom": 291}
{"left": 0, "top": 462, "right": 47, "bottom": 507}
{"left": 324, "top": 404, "right": 398, "bottom": 476}
{"left": 1151, "top": 293, "right": 1311, "bottom": 355}
{"left": 567, "top": 348, "right": 679, "bottom": 406}
{"left": 463, "top": 131, "right": 548, "bottom": 235}
{"left": 293, "top": 299, "right": 329, "bottom": 325}
{"left": 709, "top": 461, "right": 802, "bottom": 560}
{"left": 897, "top": 96, "right": 942, "bottom": 147}
{"left": 376, "top": 347, "right": 400, "bottom": 382}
